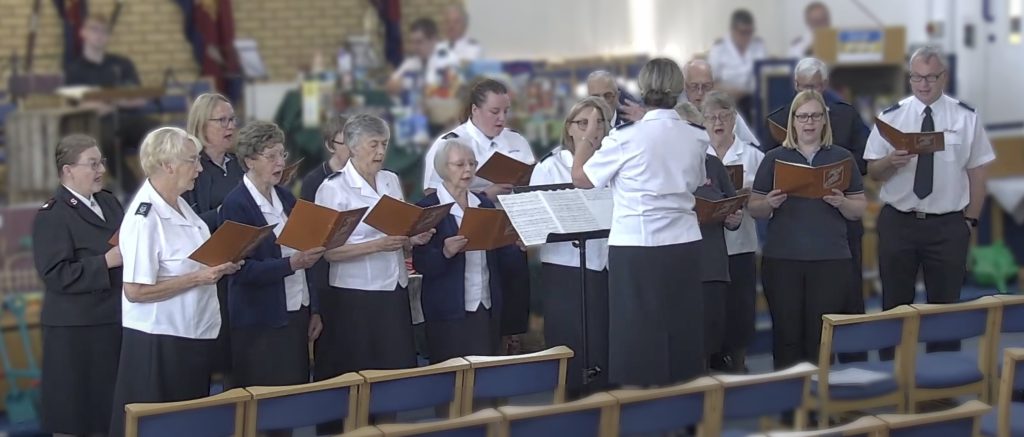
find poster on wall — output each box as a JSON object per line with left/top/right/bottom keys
{"left": 836, "top": 29, "right": 885, "bottom": 63}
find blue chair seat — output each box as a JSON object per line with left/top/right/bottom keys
{"left": 980, "top": 404, "right": 1024, "bottom": 437}
{"left": 915, "top": 352, "right": 983, "bottom": 388}
{"left": 810, "top": 362, "right": 898, "bottom": 400}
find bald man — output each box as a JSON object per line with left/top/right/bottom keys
{"left": 586, "top": 71, "right": 645, "bottom": 128}
{"left": 682, "top": 59, "right": 760, "bottom": 146}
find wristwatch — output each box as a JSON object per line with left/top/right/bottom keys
{"left": 965, "top": 217, "right": 979, "bottom": 228}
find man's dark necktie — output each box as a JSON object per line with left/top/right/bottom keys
{"left": 913, "top": 106, "right": 934, "bottom": 199}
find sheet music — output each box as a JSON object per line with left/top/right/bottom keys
{"left": 497, "top": 192, "right": 559, "bottom": 246}
{"left": 581, "top": 188, "right": 613, "bottom": 229}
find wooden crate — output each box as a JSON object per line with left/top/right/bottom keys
{"left": 4, "top": 108, "right": 100, "bottom": 203}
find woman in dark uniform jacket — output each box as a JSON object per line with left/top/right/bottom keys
{"left": 183, "top": 93, "right": 244, "bottom": 380}
{"left": 748, "top": 90, "right": 867, "bottom": 370}
{"left": 220, "top": 121, "right": 326, "bottom": 391}
{"left": 32, "top": 134, "right": 123, "bottom": 436}
{"left": 412, "top": 139, "right": 525, "bottom": 363}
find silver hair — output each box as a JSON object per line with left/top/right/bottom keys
{"left": 700, "top": 90, "right": 737, "bottom": 114}
{"left": 794, "top": 57, "right": 829, "bottom": 81}
{"left": 908, "top": 45, "right": 947, "bottom": 70}
{"left": 343, "top": 114, "right": 390, "bottom": 152}
{"left": 682, "top": 59, "right": 712, "bottom": 79}
{"left": 432, "top": 139, "right": 475, "bottom": 182}
{"left": 586, "top": 70, "right": 616, "bottom": 85}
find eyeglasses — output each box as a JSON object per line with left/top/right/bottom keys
{"left": 179, "top": 155, "right": 201, "bottom": 165}
{"left": 208, "top": 116, "right": 238, "bottom": 128}
{"left": 70, "top": 158, "right": 107, "bottom": 171}
{"left": 590, "top": 92, "right": 617, "bottom": 101}
{"left": 685, "top": 82, "right": 714, "bottom": 93}
{"left": 447, "top": 160, "right": 478, "bottom": 169}
{"left": 909, "top": 71, "right": 945, "bottom": 84}
{"left": 569, "top": 118, "right": 606, "bottom": 130}
{"left": 259, "top": 150, "right": 290, "bottom": 162}
{"left": 794, "top": 112, "right": 825, "bottom": 122}
{"left": 704, "top": 112, "right": 735, "bottom": 124}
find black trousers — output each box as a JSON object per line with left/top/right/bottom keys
{"left": 703, "top": 281, "right": 728, "bottom": 360}
{"left": 838, "top": 220, "right": 868, "bottom": 363}
{"left": 762, "top": 258, "right": 851, "bottom": 370}
{"left": 878, "top": 205, "right": 969, "bottom": 358}
{"left": 722, "top": 253, "right": 757, "bottom": 358}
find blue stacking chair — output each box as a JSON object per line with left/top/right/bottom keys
{"left": 124, "top": 388, "right": 251, "bottom": 437}
{"left": 356, "top": 358, "right": 470, "bottom": 427}
{"left": 815, "top": 305, "right": 917, "bottom": 427}
{"left": 243, "top": 372, "right": 363, "bottom": 435}
{"left": 907, "top": 296, "right": 1000, "bottom": 412}
{"left": 990, "top": 295, "right": 1024, "bottom": 402}
{"left": 607, "top": 376, "right": 719, "bottom": 436}
{"left": 372, "top": 409, "right": 503, "bottom": 437}
{"left": 754, "top": 416, "right": 887, "bottom": 437}
{"left": 981, "top": 347, "right": 1024, "bottom": 437}
{"left": 497, "top": 392, "right": 616, "bottom": 437}
{"left": 878, "top": 399, "right": 991, "bottom": 437}
{"left": 710, "top": 362, "right": 817, "bottom": 435}
{"left": 461, "top": 346, "right": 573, "bottom": 414}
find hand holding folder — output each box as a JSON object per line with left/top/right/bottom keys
{"left": 363, "top": 195, "right": 453, "bottom": 237}
{"left": 457, "top": 207, "right": 519, "bottom": 251}
{"left": 695, "top": 194, "right": 749, "bottom": 224}
{"left": 276, "top": 199, "right": 368, "bottom": 251}
{"left": 874, "top": 118, "right": 945, "bottom": 154}
{"left": 189, "top": 220, "right": 276, "bottom": 266}
{"left": 773, "top": 158, "right": 853, "bottom": 198}
{"left": 476, "top": 152, "right": 535, "bottom": 186}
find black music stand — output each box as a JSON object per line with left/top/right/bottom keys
{"left": 513, "top": 183, "right": 607, "bottom": 385}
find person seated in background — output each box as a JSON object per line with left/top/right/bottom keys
{"left": 682, "top": 59, "right": 760, "bottom": 147}
{"left": 586, "top": 70, "right": 645, "bottom": 128}
{"left": 708, "top": 9, "right": 767, "bottom": 121}
{"left": 439, "top": 3, "right": 483, "bottom": 63}
{"left": 788, "top": 2, "right": 832, "bottom": 58}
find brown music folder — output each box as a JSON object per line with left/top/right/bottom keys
{"left": 695, "top": 194, "right": 749, "bottom": 224}
{"left": 188, "top": 221, "right": 276, "bottom": 266}
{"left": 768, "top": 118, "right": 788, "bottom": 143}
{"left": 874, "top": 118, "right": 945, "bottom": 154}
{"left": 725, "top": 164, "right": 744, "bottom": 189}
{"left": 276, "top": 199, "right": 367, "bottom": 251}
{"left": 773, "top": 158, "right": 853, "bottom": 198}
{"left": 476, "top": 152, "right": 535, "bottom": 186}
{"left": 363, "top": 195, "right": 453, "bottom": 237}
{"left": 279, "top": 158, "right": 305, "bottom": 185}
{"left": 458, "top": 207, "right": 519, "bottom": 251}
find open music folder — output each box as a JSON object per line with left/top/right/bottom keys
{"left": 279, "top": 158, "right": 305, "bottom": 185}
{"left": 363, "top": 195, "right": 453, "bottom": 237}
{"left": 874, "top": 117, "right": 945, "bottom": 154}
{"left": 767, "top": 118, "right": 788, "bottom": 143}
{"left": 476, "top": 152, "right": 535, "bottom": 186}
{"left": 276, "top": 199, "right": 367, "bottom": 251}
{"left": 497, "top": 187, "right": 613, "bottom": 246}
{"left": 189, "top": 220, "right": 276, "bottom": 266}
{"left": 773, "top": 158, "right": 853, "bottom": 198}
{"left": 457, "top": 207, "right": 519, "bottom": 251}
{"left": 695, "top": 194, "right": 749, "bottom": 224}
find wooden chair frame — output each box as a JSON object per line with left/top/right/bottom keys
{"left": 461, "top": 345, "right": 573, "bottom": 414}
{"left": 374, "top": 408, "right": 503, "bottom": 437}
{"left": 755, "top": 416, "right": 888, "bottom": 437}
{"left": 710, "top": 362, "right": 818, "bottom": 435}
{"left": 876, "top": 399, "right": 991, "bottom": 436}
{"left": 606, "top": 376, "right": 720, "bottom": 437}
{"left": 242, "top": 372, "right": 363, "bottom": 435}
{"left": 988, "top": 294, "right": 1024, "bottom": 404}
{"left": 124, "top": 388, "right": 251, "bottom": 437}
{"left": 495, "top": 392, "right": 617, "bottom": 437}
{"left": 356, "top": 358, "right": 470, "bottom": 427}
{"left": 991, "top": 347, "right": 1024, "bottom": 437}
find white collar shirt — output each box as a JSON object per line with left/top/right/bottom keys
{"left": 708, "top": 35, "right": 767, "bottom": 94}
{"left": 243, "top": 175, "right": 308, "bottom": 310}
{"left": 706, "top": 136, "right": 765, "bottom": 254}
{"left": 64, "top": 184, "right": 104, "bottom": 221}
{"left": 437, "top": 184, "right": 491, "bottom": 310}
{"left": 423, "top": 120, "right": 536, "bottom": 192}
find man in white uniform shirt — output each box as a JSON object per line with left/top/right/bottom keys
{"left": 788, "top": 2, "right": 831, "bottom": 58}
{"left": 439, "top": 4, "right": 483, "bottom": 63}
{"left": 708, "top": 9, "right": 767, "bottom": 121}
{"left": 683, "top": 59, "right": 760, "bottom": 147}
{"left": 386, "top": 18, "right": 458, "bottom": 93}
{"left": 865, "top": 46, "right": 995, "bottom": 356}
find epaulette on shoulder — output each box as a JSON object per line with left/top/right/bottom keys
{"left": 881, "top": 102, "right": 901, "bottom": 115}
{"left": 957, "top": 100, "right": 976, "bottom": 113}
{"left": 135, "top": 202, "right": 152, "bottom": 217}
{"left": 539, "top": 146, "right": 561, "bottom": 162}
{"left": 748, "top": 142, "right": 758, "bottom": 148}
{"left": 687, "top": 121, "right": 706, "bottom": 130}
{"left": 39, "top": 198, "right": 56, "bottom": 211}
{"left": 441, "top": 132, "right": 459, "bottom": 140}
{"left": 326, "top": 171, "right": 343, "bottom": 181}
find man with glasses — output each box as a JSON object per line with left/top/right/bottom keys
{"left": 585, "top": 70, "right": 644, "bottom": 128}
{"left": 682, "top": 59, "right": 760, "bottom": 145}
{"left": 708, "top": 9, "right": 766, "bottom": 122}
{"left": 865, "top": 46, "right": 995, "bottom": 356}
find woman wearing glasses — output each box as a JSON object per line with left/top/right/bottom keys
{"left": 219, "top": 121, "right": 326, "bottom": 395}
{"left": 32, "top": 134, "right": 123, "bottom": 436}
{"left": 110, "top": 127, "right": 242, "bottom": 437}
{"left": 748, "top": 90, "right": 866, "bottom": 370}
{"left": 530, "top": 96, "right": 612, "bottom": 395}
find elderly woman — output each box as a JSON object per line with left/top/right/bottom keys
{"left": 749, "top": 90, "right": 866, "bottom": 370}
{"left": 703, "top": 90, "right": 765, "bottom": 372}
{"left": 572, "top": 58, "right": 710, "bottom": 386}
{"left": 530, "top": 96, "right": 612, "bottom": 395}
{"left": 314, "top": 114, "right": 435, "bottom": 380}
{"left": 412, "top": 140, "right": 525, "bottom": 363}
{"left": 32, "top": 134, "right": 123, "bottom": 436}
{"left": 218, "top": 121, "right": 326, "bottom": 392}
{"left": 109, "top": 127, "right": 242, "bottom": 437}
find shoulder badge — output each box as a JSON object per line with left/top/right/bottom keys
{"left": 66, "top": 196, "right": 80, "bottom": 208}
{"left": 441, "top": 132, "right": 459, "bottom": 140}
{"left": 687, "top": 121, "right": 706, "bottom": 130}
{"left": 957, "top": 100, "right": 976, "bottom": 113}
{"left": 135, "top": 202, "right": 152, "bottom": 217}
{"left": 39, "top": 198, "right": 56, "bottom": 211}
{"left": 881, "top": 102, "right": 901, "bottom": 115}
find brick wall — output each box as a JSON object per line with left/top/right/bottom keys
{"left": 0, "top": 0, "right": 463, "bottom": 88}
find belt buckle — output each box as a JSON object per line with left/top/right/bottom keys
{"left": 914, "top": 211, "right": 927, "bottom": 219}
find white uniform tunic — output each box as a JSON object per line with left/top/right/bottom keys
{"left": 423, "top": 120, "right": 536, "bottom": 192}
{"left": 708, "top": 36, "right": 767, "bottom": 94}
{"left": 707, "top": 136, "right": 764, "bottom": 255}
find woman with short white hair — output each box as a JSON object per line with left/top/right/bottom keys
{"left": 109, "top": 127, "right": 242, "bottom": 437}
